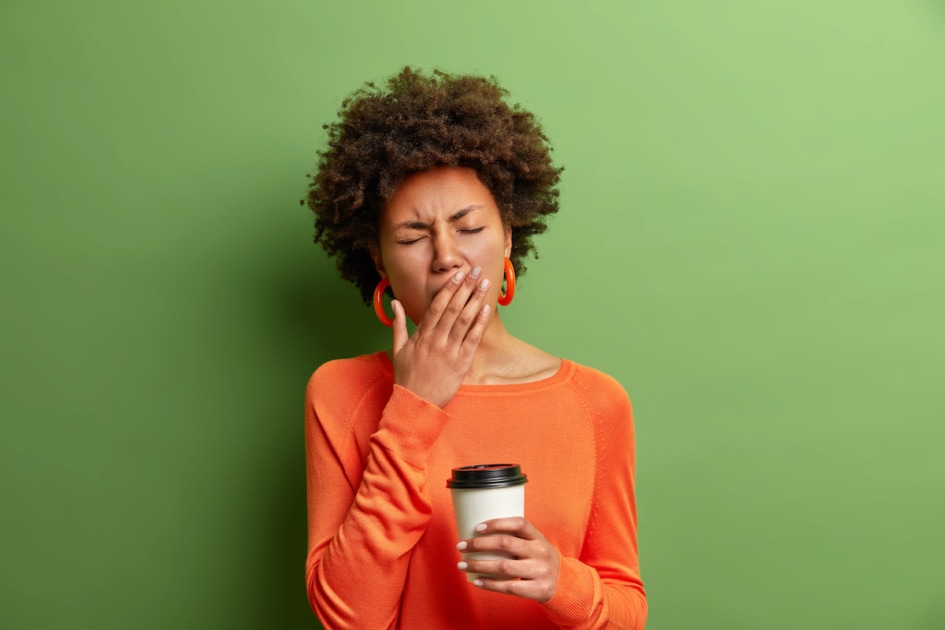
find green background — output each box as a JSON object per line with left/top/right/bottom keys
{"left": 2, "top": 1, "right": 943, "bottom": 628}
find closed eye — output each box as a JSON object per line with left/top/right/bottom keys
{"left": 459, "top": 227, "right": 485, "bottom": 235}
{"left": 396, "top": 237, "right": 425, "bottom": 245}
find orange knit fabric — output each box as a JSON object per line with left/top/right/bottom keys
{"left": 305, "top": 352, "right": 646, "bottom": 629}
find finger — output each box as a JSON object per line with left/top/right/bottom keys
{"left": 391, "top": 300, "right": 409, "bottom": 355}
{"left": 459, "top": 556, "right": 535, "bottom": 580}
{"left": 460, "top": 533, "right": 528, "bottom": 558}
{"left": 458, "top": 302, "right": 490, "bottom": 351}
{"left": 435, "top": 267, "right": 482, "bottom": 334}
{"left": 475, "top": 517, "right": 541, "bottom": 540}
{"left": 448, "top": 276, "right": 490, "bottom": 344}
{"left": 419, "top": 270, "right": 465, "bottom": 332}
{"left": 474, "top": 574, "right": 552, "bottom": 603}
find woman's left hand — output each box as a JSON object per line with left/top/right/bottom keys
{"left": 456, "top": 517, "right": 560, "bottom": 603}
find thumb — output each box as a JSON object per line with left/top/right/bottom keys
{"left": 391, "top": 300, "right": 409, "bottom": 355}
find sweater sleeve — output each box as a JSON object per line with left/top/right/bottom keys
{"left": 541, "top": 373, "right": 647, "bottom": 629}
{"left": 304, "top": 363, "right": 450, "bottom": 630}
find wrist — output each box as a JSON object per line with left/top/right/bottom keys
{"left": 375, "top": 385, "right": 451, "bottom": 466}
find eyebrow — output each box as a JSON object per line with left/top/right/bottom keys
{"left": 392, "top": 205, "right": 481, "bottom": 230}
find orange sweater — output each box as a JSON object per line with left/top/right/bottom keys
{"left": 305, "top": 352, "right": 646, "bottom": 629}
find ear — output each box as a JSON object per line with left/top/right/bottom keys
{"left": 370, "top": 244, "right": 387, "bottom": 279}
{"left": 504, "top": 225, "right": 513, "bottom": 259}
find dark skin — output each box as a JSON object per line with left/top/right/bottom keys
{"left": 306, "top": 67, "right": 563, "bottom": 306}
{"left": 372, "top": 168, "right": 562, "bottom": 602}
{"left": 457, "top": 517, "right": 560, "bottom": 602}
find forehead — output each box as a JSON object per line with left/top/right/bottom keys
{"left": 381, "top": 167, "right": 500, "bottom": 225}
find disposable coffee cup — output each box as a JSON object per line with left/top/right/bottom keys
{"left": 447, "top": 463, "right": 528, "bottom": 582}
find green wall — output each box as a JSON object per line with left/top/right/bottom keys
{"left": 2, "top": 1, "right": 943, "bottom": 628}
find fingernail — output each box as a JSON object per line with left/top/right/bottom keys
{"left": 473, "top": 579, "right": 484, "bottom": 588}
{"left": 470, "top": 266, "right": 482, "bottom": 278}
{"left": 453, "top": 271, "right": 464, "bottom": 282}
{"left": 456, "top": 541, "right": 467, "bottom": 550}
{"left": 475, "top": 523, "right": 487, "bottom": 532}
{"left": 479, "top": 278, "right": 490, "bottom": 290}
{"left": 457, "top": 561, "right": 468, "bottom": 570}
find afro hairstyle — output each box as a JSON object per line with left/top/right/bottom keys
{"left": 303, "top": 66, "right": 563, "bottom": 304}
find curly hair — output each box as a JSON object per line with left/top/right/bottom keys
{"left": 303, "top": 67, "right": 563, "bottom": 304}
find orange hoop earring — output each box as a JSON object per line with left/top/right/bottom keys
{"left": 498, "top": 257, "right": 516, "bottom": 306}
{"left": 373, "top": 278, "right": 393, "bottom": 327}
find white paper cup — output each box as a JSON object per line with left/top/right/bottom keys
{"left": 447, "top": 464, "right": 527, "bottom": 582}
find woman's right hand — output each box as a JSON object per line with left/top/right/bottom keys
{"left": 390, "top": 266, "right": 492, "bottom": 409}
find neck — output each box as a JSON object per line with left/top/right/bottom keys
{"left": 463, "top": 311, "right": 520, "bottom": 384}
{"left": 384, "top": 308, "right": 557, "bottom": 386}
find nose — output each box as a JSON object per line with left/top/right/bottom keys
{"left": 431, "top": 233, "right": 463, "bottom": 273}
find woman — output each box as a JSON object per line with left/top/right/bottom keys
{"left": 303, "top": 67, "right": 646, "bottom": 629}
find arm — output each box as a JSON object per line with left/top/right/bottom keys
{"left": 306, "top": 269, "right": 493, "bottom": 628}
{"left": 305, "top": 376, "right": 449, "bottom": 629}
{"left": 542, "top": 378, "right": 647, "bottom": 629}
{"left": 459, "top": 375, "right": 647, "bottom": 629}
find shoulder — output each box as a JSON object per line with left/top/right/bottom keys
{"left": 567, "top": 361, "right": 631, "bottom": 402}
{"left": 564, "top": 362, "right": 637, "bottom": 461}
{"left": 565, "top": 361, "right": 634, "bottom": 421}
{"left": 306, "top": 352, "right": 393, "bottom": 409}
{"left": 309, "top": 351, "right": 388, "bottom": 385}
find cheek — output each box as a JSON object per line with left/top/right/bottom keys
{"left": 380, "top": 246, "right": 422, "bottom": 281}
{"left": 387, "top": 269, "right": 425, "bottom": 300}
{"left": 383, "top": 257, "right": 430, "bottom": 306}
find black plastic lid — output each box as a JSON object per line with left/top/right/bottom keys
{"left": 446, "top": 464, "right": 528, "bottom": 489}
